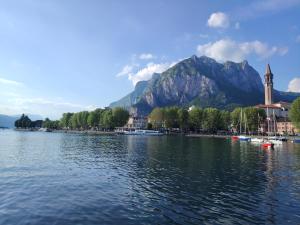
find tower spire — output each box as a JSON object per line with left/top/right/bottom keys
{"left": 266, "top": 63, "right": 272, "bottom": 75}
{"left": 264, "top": 63, "right": 273, "bottom": 105}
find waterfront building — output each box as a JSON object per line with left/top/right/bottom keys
{"left": 255, "top": 64, "right": 298, "bottom": 135}
{"left": 125, "top": 116, "right": 148, "bottom": 129}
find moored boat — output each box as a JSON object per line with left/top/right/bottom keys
{"left": 292, "top": 139, "right": 300, "bottom": 144}
{"left": 238, "top": 135, "right": 251, "bottom": 142}
{"left": 124, "top": 129, "right": 163, "bottom": 136}
{"left": 268, "top": 136, "right": 283, "bottom": 145}
{"left": 261, "top": 141, "right": 274, "bottom": 148}
{"left": 231, "top": 136, "right": 239, "bottom": 140}
{"left": 250, "top": 138, "right": 264, "bottom": 143}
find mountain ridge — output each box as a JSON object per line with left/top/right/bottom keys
{"left": 110, "top": 55, "right": 299, "bottom": 115}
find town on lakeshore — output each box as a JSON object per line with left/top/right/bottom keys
{"left": 13, "top": 63, "right": 300, "bottom": 142}
{"left": 1, "top": 2, "right": 300, "bottom": 224}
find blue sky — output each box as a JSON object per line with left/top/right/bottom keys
{"left": 0, "top": 0, "right": 300, "bottom": 119}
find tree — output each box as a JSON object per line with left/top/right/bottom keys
{"left": 70, "top": 113, "right": 79, "bottom": 129}
{"left": 87, "top": 111, "right": 98, "bottom": 128}
{"left": 164, "top": 107, "right": 179, "bottom": 128}
{"left": 178, "top": 108, "right": 189, "bottom": 131}
{"left": 100, "top": 109, "right": 114, "bottom": 130}
{"left": 289, "top": 97, "right": 300, "bottom": 129}
{"left": 149, "top": 108, "right": 165, "bottom": 129}
{"left": 60, "top": 113, "right": 73, "bottom": 128}
{"left": 77, "top": 111, "right": 89, "bottom": 129}
{"left": 112, "top": 107, "right": 129, "bottom": 127}
{"left": 202, "top": 108, "right": 221, "bottom": 133}
{"left": 188, "top": 107, "right": 203, "bottom": 131}
{"left": 219, "top": 110, "right": 231, "bottom": 131}
{"left": 230, "top": 107, "right": 242, "bottom": 131}
{"left": 244, "top": 107, "right": 266, "bottom": 133}
{"left": 14, "top": 114, "right": 32, "bottom": 128}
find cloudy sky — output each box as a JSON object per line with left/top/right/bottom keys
{"left": 0, "top": 0, "right": 300, "bottom": 119}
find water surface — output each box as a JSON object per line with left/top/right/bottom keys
{"left": 0, "top": 130, "right": 300, "bottom": 224}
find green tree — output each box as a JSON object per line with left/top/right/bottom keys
{"left": 164, "top": 107, "right": 179, "bottom": 128}
{"left": 289, "top": 97, "right": 300, "bottom": 129}
{"left": 77, "top": 111, "right": 89, "bottom": 129}
{"left": 244, "top": 107, "right": 266, "bottom": 133}
{"left": 178, "top": 108, "right": 189, "bottom": 131}
{"left": 230, "top": 107, "right": 242, "bottom": 131}
{"left": 70, "top": 113, "right": 79, "bottom": 129}
{"left": 188, "top": 107, "right": 203, "bottom": 131}
{"left": 100, "top": 109, "right": 114, "bottom": 130}
{"left": 87, "top": 111, "right": 98, "bottom": 128}
{"left": 219, "top": 110, "right": 231, "bottom": 130}
{"left": 60, "top": 112, "right": 73, "bottom": 128}
{"left": 202, "top": 108, "right": 221, "bottom": 133}
{"left": 112, "top": 107, "right": 129, "bottom": 127}
{"left": 149, "top": 108, "right": 165, "bottom": 129}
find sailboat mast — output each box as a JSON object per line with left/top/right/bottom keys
{"left": 240, "top": 109, "right": 242, "bottom": 134}
{"left": 267, "top": 107, "right": 270, "bottom": 136}
{"left": 273, "top": 109, "right": 276, "bottom": 136}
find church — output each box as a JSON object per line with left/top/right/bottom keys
{"left": 255, "top": 64, "right": 297, "bottom": 135}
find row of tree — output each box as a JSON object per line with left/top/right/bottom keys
{"left": 15, "top": 107, "right": 130, "bottom": 130}
{"left": 148, "top": 106, "right": 266, "bottom": 133}
{"left": 14, "top": 96, "right": 300, "bottom": 133}
{"left": 57, "top": 107, "right": 129, "bottom": 130}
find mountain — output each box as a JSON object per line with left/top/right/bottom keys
{"left": 0, "top": 114, "right": 43, "bottom": 128}
{"left": 110, "top": 55, "right": 300, "bottom": 115}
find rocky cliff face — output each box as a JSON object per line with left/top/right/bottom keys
{"left": 110, "top": 55, "right": 298, "bottom": 115}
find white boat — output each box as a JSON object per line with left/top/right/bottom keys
{"left": 238, "top": 135, "right": 251, "bottom": 141}
{"left": 124, "top": 129, "right": 163, "bottom": 136}
{"left": 268, "top": 136, "right": 283, "bottom": 145}
{"left": 251, "top": 138, "right": 264, "bottom": 143}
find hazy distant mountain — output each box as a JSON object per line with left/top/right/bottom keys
{"left": 0, "top": 114, "right": 43, "bottom": 128}
{"left": 110, "top": 55, "right": 300, "bottom": 115}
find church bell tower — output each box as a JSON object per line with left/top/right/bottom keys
{"left": 264, "top": 64, "right": 273, "bottom": 105}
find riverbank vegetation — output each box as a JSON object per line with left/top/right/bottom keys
{"left": 148, "top": 106, "right": 266, "bottom": 134}
{"left": 15, "top": 105, "right": 267, "bottom": 134}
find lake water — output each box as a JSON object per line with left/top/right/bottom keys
{"left": 0, "top": 130, "right": 300, "bottom": 224}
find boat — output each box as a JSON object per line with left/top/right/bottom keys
{"left": 238, "top": 135, "right": 251, "bottom": 142}
{"left": 232, "top": 109, "right": 251, "bottom": 141}
{"left": 261, "top": 141, "right": 274, "bottom": 148}
{"left": 268, "top": 136, "right": 283, "bottom": 145}
{"left": 123, "top": 129, "right": 163, "bottom": 136}
{"left": 291, "top": 139, "right": 300, "bottom": 144}
{"left": 251, "top": 138, "right": 264, "bottom": 143}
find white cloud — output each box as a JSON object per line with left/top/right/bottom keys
{"left": 116, "top": 65, "right": 135, "bottom": 77}
{"left": 0, "top": 77, "right": 23, "bottom": 86}
{"left": 207, "top": 12, "right": 230, "bottom": 29}
{"left": 197, "top": 39, "right": 288, "bottom": 62}
{"left": 139, "top": 53, "right": 154, "bottom": 60}
{"left": 129, "top": 62, "right": 177, "bottom": 85}
{"left": 0, "top": 96, "right": 96, "bottom": 119}
{"left": 287, "top": 78, "right": 300, "bottom": 92}
{"left": 296, "top": 35, "right": 300, "bottom": 43}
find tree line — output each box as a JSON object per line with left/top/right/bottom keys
{"left": 148, "top": 106, "right": 266, "bottom": 134}
{"left": 15, "top": 107, "right": 130, "bottom": 130}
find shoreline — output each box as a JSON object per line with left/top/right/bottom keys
{"left": 13, "top": 129, "right": 299, "bottom": 140}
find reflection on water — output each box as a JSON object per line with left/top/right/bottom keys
{"left": 0, "top": 130, "right": 300, "bottom": 224}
